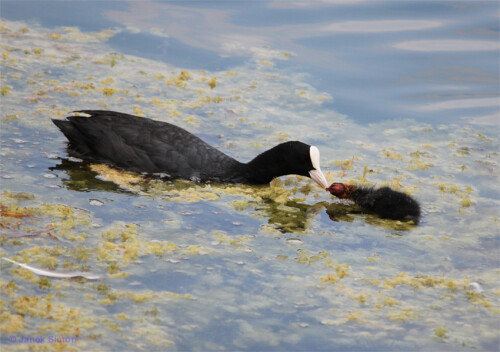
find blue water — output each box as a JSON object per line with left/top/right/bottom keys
{"left": 3, "top": 0, "right": 498, "bottom": 124}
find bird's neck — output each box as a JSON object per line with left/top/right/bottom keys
{"left": 242, "top": 146, "right": 290, "bottom": 184}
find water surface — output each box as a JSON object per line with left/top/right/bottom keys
{"left": 1, "top": 1, "right": 499, "bottom": 351}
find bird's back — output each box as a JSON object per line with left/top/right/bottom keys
{"left": 53, "top": 110, "right": 241, "bottom": 180}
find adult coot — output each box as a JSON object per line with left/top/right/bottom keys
{"left": 53, "top": 110, "right": 329, "bottom": 187}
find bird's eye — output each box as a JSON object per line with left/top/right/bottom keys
{"left": 300, "top": 156, "right": 307, "bottom": 163}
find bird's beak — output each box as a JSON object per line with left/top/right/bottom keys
{"left": 308, "top": 145, "right": 329, "bottom": 189}
{"left": 309, "top": 168, "right": 329, "bottom": 189}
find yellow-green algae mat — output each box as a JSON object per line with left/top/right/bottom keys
{"left": 1, "top": 19, "right": 499, "bottom": 351}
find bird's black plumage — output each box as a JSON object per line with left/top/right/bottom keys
{"left": 327, "top": 183, "right": 421, "bottom": 221}
{"left": 52, "top": 110, "right": 326, "bottom": 185}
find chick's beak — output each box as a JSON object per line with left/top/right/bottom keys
{"left": 309, "top": 168, "right": 329, "bottom": 189}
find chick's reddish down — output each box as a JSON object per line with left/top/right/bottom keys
{"left": 326, "top": 183, "right": 351, "bottom": 198}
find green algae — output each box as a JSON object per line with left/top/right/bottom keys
{"left": 434, "top": 326, "right": 448, "bottom": 340}
{"left": 387, "top": 306, "right": 421, "bottom": 322}
{"left": 0, "top": 311, "right": 27, "bottom": 334}
{"left": 296, "top": 249, "right": 329, "bottom": 265}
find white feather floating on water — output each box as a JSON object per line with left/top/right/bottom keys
{"left": 2, "top": 257, "right": 101, "bottom": 280}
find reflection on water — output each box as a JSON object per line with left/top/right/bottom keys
{"left": 326, "top": 202, "right": 418, "bottom": 232}
{"left": 1, "top": 1, "right": 499, "bottom": 351}
{"left": 52, "top": 157, "right": 327, "bottom": 234}
{"left": 50, "top": 159, "right": 129, "bottom": 193}
{"left": 52, "top": 156, "right": 421, "bottom": 233}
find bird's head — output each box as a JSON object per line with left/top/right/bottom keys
{"left": 247, "top": 141, "right": 328, "bottom": 188}
{"left": 327, "top": 182, "right": 355, "bottom": 198}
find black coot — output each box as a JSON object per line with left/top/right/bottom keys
{"left": 52, "top": 110, "right": 328, "bottom": 187}
{"left": 327, "top": 182, "right": 421, "bottom": 221}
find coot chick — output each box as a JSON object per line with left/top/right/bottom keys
{"left": 52, "top": 110, "right": 328, "bottom": 187}
{"left": 327, "top": 183, "right": 421, "bottom": 221}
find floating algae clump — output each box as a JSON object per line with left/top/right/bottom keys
{"left": 0, "top": 203, "right": 37, "bottom": 219}
{"left": 207, "top": 76, "right": 217, "bottom": 89}
{"left": 378, "top": 272, "right": 470, "bottom": 291}
{"left": 1, "top": 280, "right": 19, "bottom": 297}
{"left": 182, "top": 245, "right": 213, "bottom": 255}
{"left": 0, "top": 311, "right": 26, "bottom": 333}
{"left": 352, "top": 293, "right": 370, "bottom": 305}
{"left": 319, "top": 273, "right": 341, "bottom": 285}
{"left": 1, "top": 85, "right": 12, "bottom": 96}
{"left": 319, "top": 262, "right": 349, "bottom": 285}
{"left": 296, "top": 250, "right": 329, "bottom": 265}
{"left": 387, "top": 306, "right": 421, "bottom": 322}
{"left": 344, "top": 309, "right": 364, "bottom": 322}
{"left": 214, "top": 232, "right": 252, "bottom": 247}
{"left": 434, "top": 326, "right": 448, "bottom": 340}
{"left": 90, "top": 164, "right": 144, "bottom": 188}
{"left": 375, "top": 296, "right": 400, "bottom": 310}
{"left": 178, "top": 70, "right": 190, "bottom": 81}
{"left": 11, "top": 294, "right": 55, "bottom": 318}
{"left": 145, "top": 241, "right": 179, "bottom": 257}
